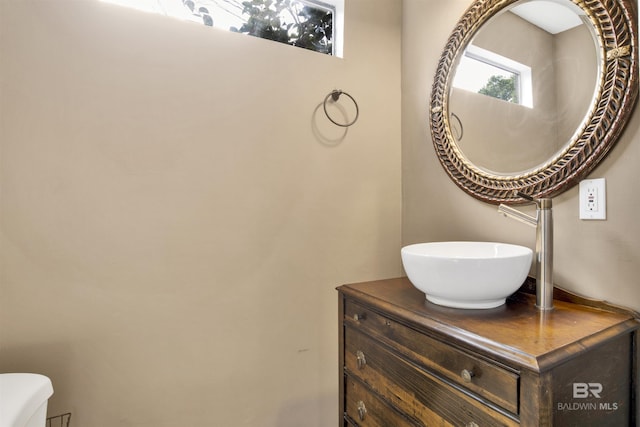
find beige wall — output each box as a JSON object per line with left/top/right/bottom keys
{"left": 403, "top": 0, "right": 640, "bottom": 312}
{"left": 555, "top": 24, "right": 599, "bottom": 143}
{"left": 0, "top": 1, "right": 402, "bottom": 426}
{"left": 4, "top": 0, "right": 639, "bottom": 425}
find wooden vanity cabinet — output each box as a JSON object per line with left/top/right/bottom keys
{"left": 338, "top": 277, "right": 639, "bottom": 426}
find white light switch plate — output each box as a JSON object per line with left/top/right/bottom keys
{"left": 579, "top": 178, "right": 606, "bottom": 220}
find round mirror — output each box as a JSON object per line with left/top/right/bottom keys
{"left": 430, "top": 0, "right": 638, "bottom": 204}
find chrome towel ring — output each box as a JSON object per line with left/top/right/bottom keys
{"left": 323, "top": 90, "right": 359, "bottom": 127}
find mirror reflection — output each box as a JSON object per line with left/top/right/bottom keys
{"left": 448, "top": 0, "right": 599, "bottom": 175}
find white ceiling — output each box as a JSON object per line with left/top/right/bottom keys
{"left": 510, "top": 0, "right": 584, "bottom": 34}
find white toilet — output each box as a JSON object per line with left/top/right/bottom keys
{"left": 0, "top": 373, "right": 54, "bottom": 427}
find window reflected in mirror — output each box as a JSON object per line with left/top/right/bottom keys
{"left": 453, "top": 45, "right": 533, "bottom": 108}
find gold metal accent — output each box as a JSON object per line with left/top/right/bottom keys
{"left": 353, "top": 313, "right": 366, "bottom": 321}
{"left": 461, "top": 369, "right": 475, "bottom": 383}
{"left": 356, "top": 350, "right": 367, "bottom": 369}
{"left": 607, "top": 45, "right": 631, "bottom": 60}
{"left": 429, "top": 0, "right": 638, "bottom": 203}
{"left": 356, "top": 401, "right": 367, "bottom": 421}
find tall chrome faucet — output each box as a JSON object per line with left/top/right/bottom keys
{"left": 498, "top": 192, "right": 554, "bottom": 310}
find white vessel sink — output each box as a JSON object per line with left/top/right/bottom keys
{"left": 0, "top": 373, "right": 53, "bottom": 427}
{"left": 401, "top": 242, "right": 533, "bottom": 309}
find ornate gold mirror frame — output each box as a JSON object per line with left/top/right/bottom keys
{"left": 430, "top": 0, "right": 638, "bottom": 204}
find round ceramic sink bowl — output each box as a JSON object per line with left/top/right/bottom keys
{"left": 401, "top": 241, "right": 533, "bottom": 309}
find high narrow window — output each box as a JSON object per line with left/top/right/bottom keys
{"left": 101, "top": 0, "right": 342, "bottom": 56}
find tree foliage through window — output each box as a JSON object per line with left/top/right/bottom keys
{"left": 102, "top": 0, "right": 335, "bottom": 55}
{"left": 231, "top": 0, "right": 333, "bottom": 54}
{"left": 181, "top": 0, "right": 333, "bottom": 54}
{"left": 478, "top": 75, "right": 519, "bottom": 104}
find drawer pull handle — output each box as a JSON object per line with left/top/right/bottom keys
{"left": 353, "top": 313, "right": 367, "bottom": 321}
{"left": 356, "top": 350, "right": 367, "bottom": 369}
{"left": 461, "top": 369, "right": 475, "bottom": 383}
{"left": 357, "top": 400, "right": 367, "bottom": 421}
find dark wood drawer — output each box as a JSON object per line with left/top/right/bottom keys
{"left": 345, "top": 299, "right": 519, "bottom": 415}
{"left": 345, "top": 326, "right": 518, "bottom": 426}
{"left": 339, "top": 279, "right": 639, "bottom": 427}
{"left": 344, "top": 375, "right": 419, "bottom": 427}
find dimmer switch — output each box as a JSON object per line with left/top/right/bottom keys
{"left": 579, "top": 178, "right": 606, "bottom": 220}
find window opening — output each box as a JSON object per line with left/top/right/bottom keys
{"left": 453, "top": 44, "right": 533, "bottom": 108}
{"left": 101, "top": 0, "right": 342, "bottom": 56}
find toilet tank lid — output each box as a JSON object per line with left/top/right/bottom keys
{"left": 0, "top": 373, "right": 54, "bottom": 427}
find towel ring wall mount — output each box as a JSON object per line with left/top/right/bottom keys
{"left": 323, "top": 90, "right": 359, "bottom": 127}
